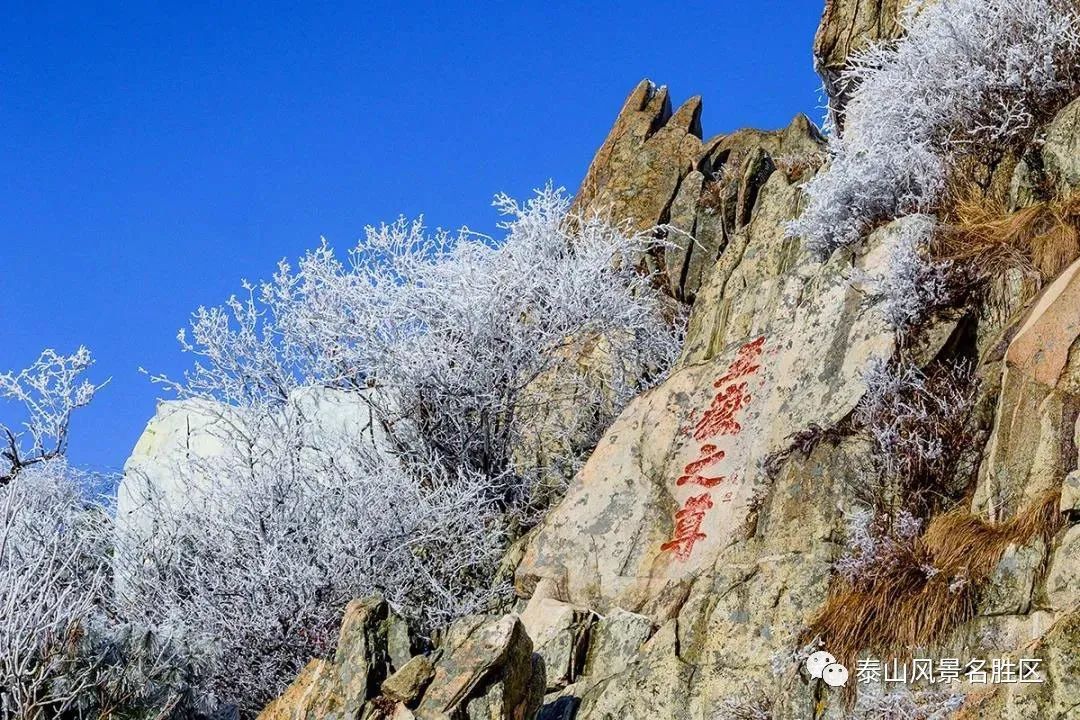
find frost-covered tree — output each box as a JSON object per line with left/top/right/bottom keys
{"left": 118, "top": 186, "right": 683, "bottom": 713}
{"left": 0, "top": 459, "right": 107, "bottom": 717}
{"left": 791, "top": 0, "right": 1080, "bottom": 255}
{"left": 0, "top": 350, "right": 188, "bottom": 718}
{"left": 156, "top": 186, "right": 681, "bottom": 489}
{"left": 0, "top": 348, "right": 105, "bottom": 486}
{"left": 116, "top": 419, "right": 508, "bottom": 714}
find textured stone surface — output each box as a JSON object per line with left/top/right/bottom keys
{"left": 974, "top": 257, "right": 1080, "bottom": 520}
{"left": 381, "top": 655, "right": 435, "bottom": 705}
{"left": 518, "top": 171, "right": 895, "bottom": 619}
{"left": 571, "top": 79, "right": 702, "bottom": 234}
{"left": 414, "top": 615, "right": 543, "bottom": 720}
{"left": 570, "top": 80, "right": 823, "bottom": 303}
{"left": 257, "top": 597, "right": 390, "bottom": 720}
{"left": 664, "top": 116, "right": 824, "bottom": 302}
{"left": 519, "top": 595, "right": 593, "bottom": 690}
{"left": 581, "top": 609, "right": 653, "bottom": 681}
{"left": 1043, "top": 96, "right": 1080, "bottom": 193}
{"left": 813, "top": 0, "right": 904, "bottom": 123}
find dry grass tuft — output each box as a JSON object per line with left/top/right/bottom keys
{"left": 938, "top": 189, "right": 1080, "bottom": 281}
{"left": 805, "top": 490, "right": 1063, "bottom": 672}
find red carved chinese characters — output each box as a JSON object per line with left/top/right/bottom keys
{"left": 677, "top": 443, "right": 727, "bottom": 487}
{"left": 662, "top": 336, "right": 766, "bottom": 562}
{"left": 693, "top": 382, "right": 751, "bottom": 441}
{"left": 659, "top": 494, "right": 714, "bottom": 561}
{"left": 714, "top": 335, "right": 765, "bottom": 387}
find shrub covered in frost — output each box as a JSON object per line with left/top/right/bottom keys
{"left": 0, "top": 351, "right": 189, "bottom": 717}
{"left": 121, "top": 186, "right": 683, "bottom": 712}
{"left": 791, "top": 0, "right": 1080, "bottom": 255}
{"left": 156, "top": 186, "right": 680, "bottom": 496}
{"left": 866, "top": 215, "right": 955, "bottom": 336}
{"left": 854, "top": 356, "right": 977, "bottom": 516}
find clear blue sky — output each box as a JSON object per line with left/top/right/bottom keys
{"left": 0, "top": 1, "right": 825, "bottom": 473}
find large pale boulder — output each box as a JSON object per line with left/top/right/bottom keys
{"left": 117, "top": 386, "right": 396, "bottom": 541}
{"left": 517, "top": 168, "right": 909, "bottom": 717}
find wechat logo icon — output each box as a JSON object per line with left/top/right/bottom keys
{"left": 805, "top": 650, "right": 848, "bottom": 688}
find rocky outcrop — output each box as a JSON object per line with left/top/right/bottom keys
{"left": 518, "top": 168, "right": 895, "bottom": 616}
{"left": 259, "top": 608, "right": 545, "bottom": 720}
{"left": 260, "top": 59, "right": 1080, "bottom": 720}
{"left": 381, "top": 656, "right": 435, "bottom": 705}
{"left": 570, "top": 80, "right": 702, "bottom": 235}
{"left": 513, "top": 77, "right": 1080, "bottom": 720}
{"left": 975, "top": 257, "right": 1080, "bottom": 522}
{"left": 519, "top": 588, "right": 592, "bottom": 691}
{"left": 813, "top": 0, "right": 905, "bottom": 125}
{"left": 571, "top": 80, "right": 823, "bottom": 303}
{"left": 258, "top": 597, "right": 391, "bottom": 720}
{"left": 416, "top": 615, "right": 543, "bottom": 720}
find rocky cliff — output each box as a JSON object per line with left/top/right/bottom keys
{"left": 255, "top": 4, "right": 1080, "bottom": 720}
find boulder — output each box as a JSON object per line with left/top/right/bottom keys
{"left": 118, "top": 386, "right": 397, "bottom": 548}
{"left": 257, "top": 596, "right": 391, "bottom": 720}
{"left": 414, "top": 615, "right": 544, "bottom": 720}
{"left": 381, "top": 656, "right": 435, "bottom": 705}
{"left": 519, "top": 595, "right": 593, "bottom": 690}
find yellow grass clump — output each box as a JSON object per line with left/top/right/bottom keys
{"left": 938, "top": 190, "right": 1080, "bottom": 281}
{"left": 805, "top": 490, "right": 1063, "bottom": 671}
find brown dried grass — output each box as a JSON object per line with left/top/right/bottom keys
{"left": 938, "top": 189, "right": 1080, "bottom": 282}
{"left": 804, "top": 490, "right": 1063, "bottom": 672}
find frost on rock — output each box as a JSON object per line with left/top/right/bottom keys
{"left": 867, "top": 215, "right": 954, "bottom": 336}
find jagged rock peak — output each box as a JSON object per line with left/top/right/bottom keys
{"left": 571, "top": 79, "right": 825, "bottom": 303}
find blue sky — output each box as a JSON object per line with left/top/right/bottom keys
{"left": 0, "top": 1, "right": 825, "bottom": 472}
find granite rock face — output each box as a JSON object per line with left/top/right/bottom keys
{"left": 813, "top": 0, "right": 905, "bottom": 126}
{"left": 512, "top": 79, "right": 1080, "bottom": 720}
{"left": 570, "top": 80, "right": 823, "bottom": 303}
{"left": 258, "top": 43, "right": 1080, "bottom": 720}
